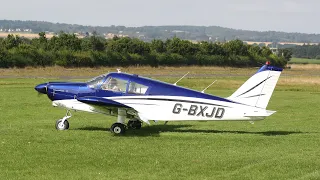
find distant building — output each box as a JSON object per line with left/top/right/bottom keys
{"left": 244, "top": 41, "right": 318, "bottom": 46}
{"left": 23, "top": 29, "right": 32, "bottom": 32}
{"left": 172, "top": 30, "right": 186, "bottom": 33}
{"left": 105, "top": 33, "right": 115, "bottom": 39}
{"left": 138, "top": 35, "right": 145, "bottom": 40}
{"left": 270, "top": 47, "right": 279, "bottom": 55}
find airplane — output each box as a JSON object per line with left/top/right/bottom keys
{"left": 35, "top": 62, "right": 283, "bottom": 134}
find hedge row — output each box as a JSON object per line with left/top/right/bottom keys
{"left": 0, "top": 34, "right": 288, "bottom": 68}
{"left": 0, "top": 48, "right": 286, "bottom": 68}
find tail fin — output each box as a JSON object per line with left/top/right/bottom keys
{"left": 227, "top": 62, "right": 283, "bottom": 109}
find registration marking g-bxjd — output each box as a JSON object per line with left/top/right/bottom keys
{"left": 172, "top": 103, "right": 225, "bottom": 118}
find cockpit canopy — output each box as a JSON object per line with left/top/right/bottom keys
{"left": 86, "top": 73, "right": 149, "bottom": 94}
{"left": 101, "top": 77, "right": 127, "bottom": 93}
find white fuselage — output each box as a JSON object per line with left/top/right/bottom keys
{"left": 52, "top": 95, "right": 275, "bottom": 122}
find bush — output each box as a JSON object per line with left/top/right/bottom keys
{"left": 0, "top": 49, "right": 13, "bottom": 68}
{"left": 129, "top": 53, "right": 146, "bottom": 65}
{"left": 7, "top": 53, "right": 33, "bottom": 68}
{"left": 74, "top": 52, "right": 93, "bottom": 67}
{"left": 35, "top": 50, "right": 54, "bottom": 67}
{"left": 195, "top": 54, "right": 226, "bottom": 66}
{"left": 145, "top": 51, "right": 159, "bottom": 67}
{"left": 55, "top": 50, "right": 73, "bottom": 67}
{"left": 90, "top": 51, "right": 108, "bottom": 66}
{"left": 170, "top": 53, "right": 187, "bottom": 66}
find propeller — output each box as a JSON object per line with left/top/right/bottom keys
{"left": 35, "top": 83, "right": 49, "bottom": 96}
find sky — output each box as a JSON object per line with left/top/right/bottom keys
{"left": 0, "top": 0, "right": 319, "bottom": 34}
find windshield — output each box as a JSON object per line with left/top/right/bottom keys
{"left": 86, "top": 74, "right": 107, "bottom": 88}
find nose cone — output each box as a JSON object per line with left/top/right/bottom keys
{"left": 35, "top": 83, "right": 48, "bottom": 94}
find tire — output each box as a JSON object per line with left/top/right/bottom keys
{"left": 133, "top": 121, "right": 142, "bottom": 129}
{"left": 127, "top": 119, "right": 142, "bottom": 130}
{"left": 127, "top": 120, "right": 134, "bottom": 129}
{"left": 56, "top": 119, "right": 69, "bottom": 130}
{"left": 110, "top": 123, "right": 126, "bottom": 134}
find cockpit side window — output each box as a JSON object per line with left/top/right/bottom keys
{"left": 101, "top": 77, "right": 127, "bottom": 93}
{"left": 128, "top": 81, "right": 148, "bottom": 95}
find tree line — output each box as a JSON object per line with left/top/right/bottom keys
{"left": 0, "top": 32, "right": 289, "bottom": 68}
{"left": 2, "top": 20, "right": 320, "bottom": 42}
{"left": 289, "top": 44, "right": 320, "bottom": 59}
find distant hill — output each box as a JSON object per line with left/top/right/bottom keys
{"left": 1, "top": 20, "right": 320, "bottom": 43}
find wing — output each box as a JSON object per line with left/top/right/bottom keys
{"left": 76, "top": 96, "right": 151, "bottom": 124}
{"left": 52, "top": 97, "right": 130, "bottom": 116}
{"left": 77, "top": 96, "right": 130, "bottom": 108}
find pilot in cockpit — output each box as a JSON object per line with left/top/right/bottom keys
{"left": 109, "top": 78, "right": 121, "bottom": 91}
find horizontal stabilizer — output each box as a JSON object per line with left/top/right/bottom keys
{"left": 244, "top": 110, "right": 276, "bottom": 117}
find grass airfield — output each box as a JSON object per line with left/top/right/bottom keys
{"left": 1, "top": 65, "right": 320, "bottom": 180}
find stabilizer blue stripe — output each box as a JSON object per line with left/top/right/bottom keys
{"left": 256, "top": 65, "right": 283, "bottom": 74}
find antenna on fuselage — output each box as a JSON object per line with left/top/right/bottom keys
{"left": 173, "top": 72, "right": 189, "bottom": 86}
{"left": 201, "top": 80, "right": 217, "bottom": 93}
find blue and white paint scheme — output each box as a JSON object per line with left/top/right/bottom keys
{"left": 35, "top": 62, "right": 283, "bottom": 134}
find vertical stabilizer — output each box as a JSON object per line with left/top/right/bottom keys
{"left": 227, "top": 62, "right": 283, "bottom": 109}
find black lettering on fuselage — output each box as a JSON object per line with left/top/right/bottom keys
{"left": 215, "top": 108, "right": 225, "bottom": 118}
{"left": 188, "top": 105, "right": 198, "bottom": 116}
{"left": 172, "top": 103, "right": 225, "bottom": 118}
{"left": 206, "top": 107, "right": 216, "bottom": 118}
{"left": 196, "top": 106, "right": 208, "bottom": 116}
{"left": 173, "top": 103, "right": 182, "bottom": 114}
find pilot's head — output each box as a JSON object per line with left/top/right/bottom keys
{"left": 110, "top": 78, "right": 118, "bottom": 87}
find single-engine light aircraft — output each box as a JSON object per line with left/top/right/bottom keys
{"left": 35, "top": 62, "right": 282, "bottom": 134}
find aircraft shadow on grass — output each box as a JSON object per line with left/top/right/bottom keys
{"left": 75, "top": 125, "right": 304, "bottom": 137}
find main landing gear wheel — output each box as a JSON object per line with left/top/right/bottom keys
{"left": 110, "top": 123, "right": 126, "bottom": 134}
{"left": 56, "top": 119, "right": 69, "bottom": 130}
{"left": 127, "top": 119, "right": 142, "bottom": 130}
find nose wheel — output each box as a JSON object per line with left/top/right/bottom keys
{"left": 56, "top": 119, "right": 70, "bottom": 130}
{"left": 56, "top": 110, "right": 71, "bottom": 130}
